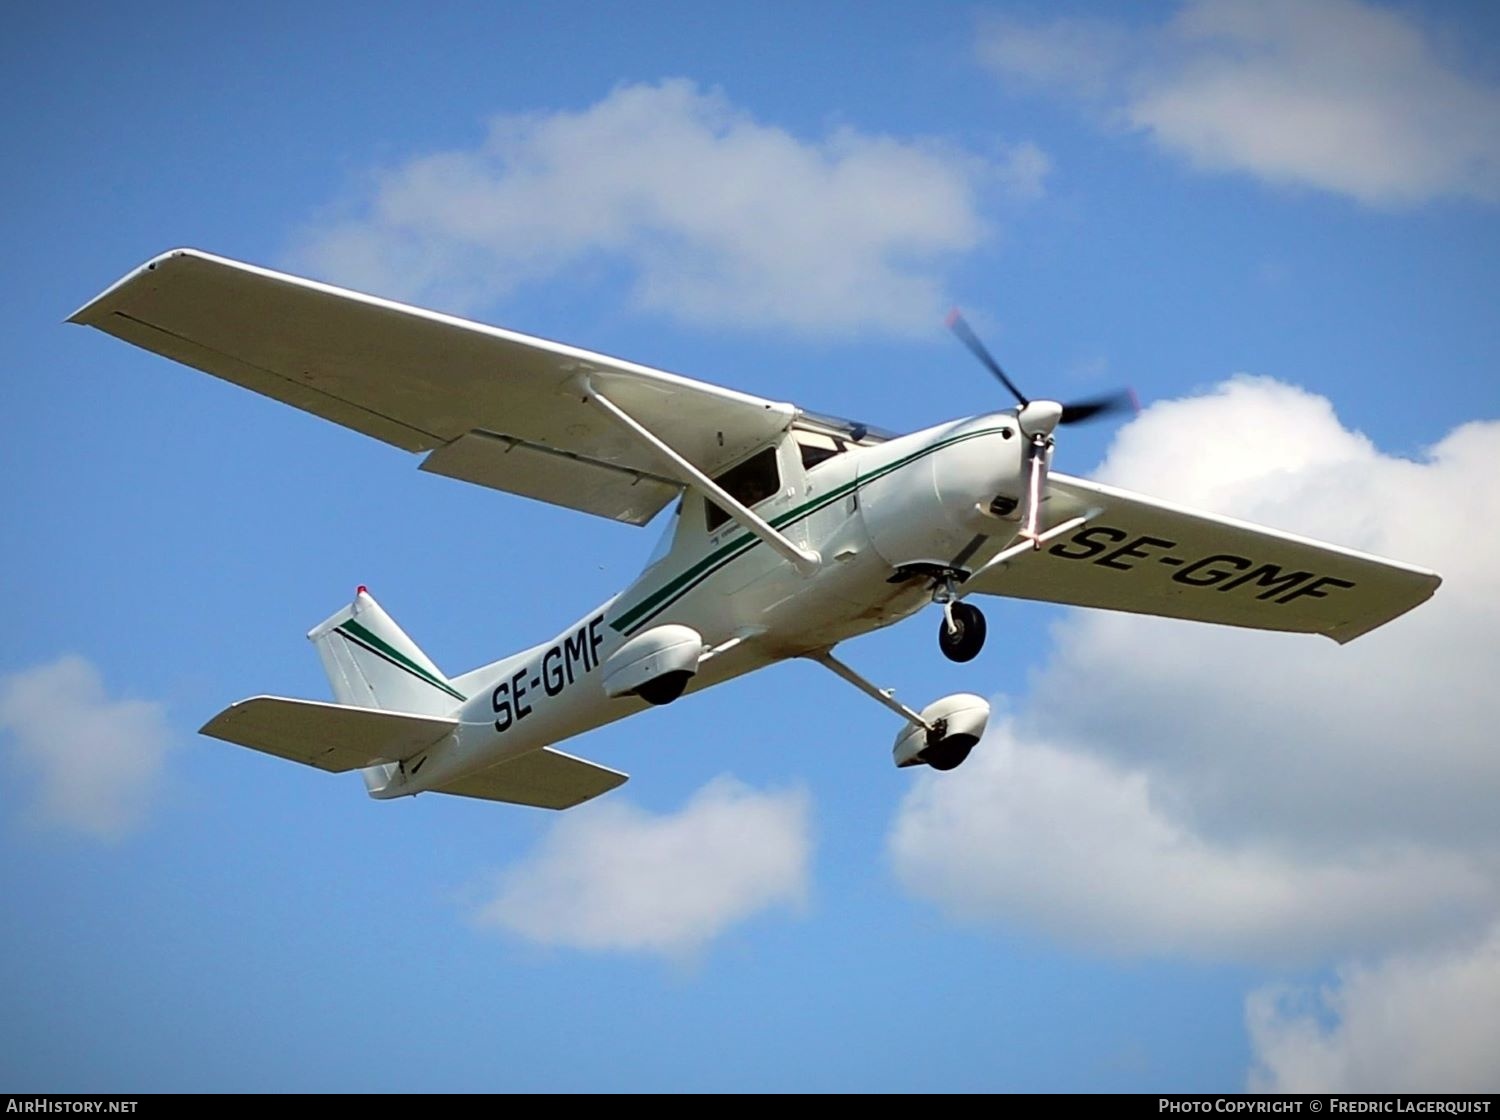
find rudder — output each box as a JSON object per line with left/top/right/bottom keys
{"left": 308, "top": 588, "right": 464, "bottom": 716}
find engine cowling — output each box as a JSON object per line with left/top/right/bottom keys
{"left": 602, "top": 624, "right": 703, "bottom": 705}
{"left": 857, "top": 416, "right": 1022, "bottom": 571}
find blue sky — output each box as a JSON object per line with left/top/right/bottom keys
{"left": 4, "top": 0, "right": 1500, "bottom": 1092}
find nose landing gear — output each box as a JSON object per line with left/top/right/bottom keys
{"left": 933, "top": 572, "right": 987, "bottom": 662}
{"left": 938, "top": 601, "right": 986, "bottom": 663}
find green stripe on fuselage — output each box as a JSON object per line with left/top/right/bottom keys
{"left": 610, "top": 426, "right": 1009, "bottom": 636}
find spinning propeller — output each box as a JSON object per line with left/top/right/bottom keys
{"left": 945, "top": 309, "right": 1136, "bottom": 545}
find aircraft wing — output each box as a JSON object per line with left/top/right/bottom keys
{"left": 70, "top": 249, "right": 797, "bottom": 525}
{"left": 964, "top": 473, "right": 1441, "bottom": 643}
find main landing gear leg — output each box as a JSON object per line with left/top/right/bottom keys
{"left": 933, "top": 573, "right": 987, "bottom": 662}
{"left": 806, "top": 649, "right": 932, "bottom": 728}
{"left": 804, "top": 649, "right": 989, "bottom": 771}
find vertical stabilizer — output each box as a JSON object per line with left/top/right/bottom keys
{"left": 307, "top": 588, "right": 465, "bottom": 717}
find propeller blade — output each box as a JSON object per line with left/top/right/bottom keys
{"left": 946, "top": 309, "right": 1029, "bottom": 407}
{"left": 1059, "top": 389, "right": 1138, "bottom": 425}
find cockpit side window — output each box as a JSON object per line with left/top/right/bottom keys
{"left": 705, "top": 446, "right": 780, "bottom": 531}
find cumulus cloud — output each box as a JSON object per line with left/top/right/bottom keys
{"left": 476, "top": 776, "right": 811, "bottom": 957}
{"left": 291, "top": 80, "right": 1024, "bottom": 333}
{"left": 980, "top": 0, "right": 1500, "bottom": 205}
{"left": 0, "top": 656, "right": 175, "bottom": 840}
{"left": 1047, "top": 382, "right": 1500, "bottom": 854}
{"left": 892, "top": 718, "right": 1496, "bottom": 963}
{"left": 979, "top": 15, "right": 1137, "bottom": 101}
{"left": 1248, "top": 924, "right": 1500, "bottom": 1091}
{"left": 889, "top": 378, "right": 1500, "bottom": 963}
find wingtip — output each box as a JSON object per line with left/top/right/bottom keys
{"left": 64, "top": 300, "right": 99, "bottom": 326}
{"left": 67, "top": 247, "right": 203, "bottom": 325}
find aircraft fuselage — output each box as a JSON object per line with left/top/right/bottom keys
{"left": 379, "top": 411, "right": 1025, "bottom": 796}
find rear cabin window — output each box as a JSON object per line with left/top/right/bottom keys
{"left": 795, "top": 432, "right": 844, "bottom": 471}
{"left": 705, "top": 446, "right": 781, "bottom": 531}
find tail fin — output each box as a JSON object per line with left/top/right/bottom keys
{"left": 307, "top": 588, "right": 465, "bottom": 716}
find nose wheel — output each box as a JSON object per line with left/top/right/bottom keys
{"left": 938, "top": 601, "right": 987, "bottom": 662}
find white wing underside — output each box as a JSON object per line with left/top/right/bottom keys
{"left": 69, "top": 249, "right": 797, "bottom": 525}
{"left": 965, "top": 474, "right": 1441, "bottom": 643}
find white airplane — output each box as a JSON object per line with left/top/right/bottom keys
{"left": 72, "top": 249, "right": 1441, "bottom": 809}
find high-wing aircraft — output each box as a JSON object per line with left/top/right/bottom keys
{"left": 71, "top": 249, "right": 1441, "bottom": 810}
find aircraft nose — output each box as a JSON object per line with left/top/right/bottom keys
{"left": 1018, "top": 400, "right": 1064, "bottom": 439}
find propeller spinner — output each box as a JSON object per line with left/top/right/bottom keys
{"left": 946, "top": 309, "right": 1136, "bottom": 545}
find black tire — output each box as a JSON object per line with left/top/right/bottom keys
{"left": 922, "top": 733, "right": 978, "bottom": 771}
{"left": 635, "top": 670, "right": 693, "bottom": 706}
{"left": 938, "top": 602, "right": 987, "bottom": 663}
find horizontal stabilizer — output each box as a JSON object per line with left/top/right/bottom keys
{"left": 430, "top": 748, "right": 627, "bottom": 810}
{"left": 201, "top": 696, "right": 457, "bottom": 773}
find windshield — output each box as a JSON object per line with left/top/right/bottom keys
{"left": 642, "top": 500, "right": 682, "bottom": 568}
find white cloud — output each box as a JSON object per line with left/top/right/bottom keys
{"left": 980, "top": 0, "right": 1500, "bottom": 205}
{"left": 889, "top": 378, "right": 1500, "bottom": 963}
{"left": 992, "top": 140, "right": 1053, "bottom": 201}
{"left": 979, "top": 16, "right": 1135, "bottom": 100}
{"left": 1247, "top": 923, "right": 1500, "bottom": 1091}
{"left": 1045, "top": 383, "right": 1500, "bottom": 854}
{"left": 891, "top": 718, "right": 1496, "bottom": 963}
{"left": 0, "top": 656, "right": 175, "bottom": 840}
{"left": 291, "top": 80, "right": 1020, "bottom": 333}
{"left": 476, "top": 776, "right": 811, "bottom": 957}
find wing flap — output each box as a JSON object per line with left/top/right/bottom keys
{"left": 419, "top": 430, "right": 679, "bottom": 527}
{"left": 201, "top": 696, "right": 457, "bottom": 773}
{"left": 966, "top": 474, "right": 1441, "bottom": 643}
{"left": 71, "top": 249, "right": 797, "bottom": 524}
{"left": 431, "top": 747, "right": 628, "bottom": 810}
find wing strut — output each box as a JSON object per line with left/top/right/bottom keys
{"left": 803, "top": 650, "right": 934, "bottom": 731}
{"left": 956, "top": 515, "right": 1093, "bottom": 600}
{"left": 580, "top": 378, "right": 822, "bottom": 576}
